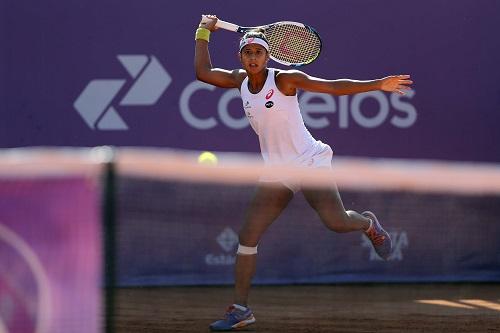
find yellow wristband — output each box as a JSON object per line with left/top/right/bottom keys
{"left": 195, "top": 28, "right": 211, "bottom": 42}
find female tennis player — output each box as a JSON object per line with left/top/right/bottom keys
{"left": 195, "top": 15, "right": 413, "bottom": 332}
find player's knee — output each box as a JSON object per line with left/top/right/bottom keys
{"left": 238, "top": 229, "right": 261, "bottom": 246}
{"left": 237, "top": 233, "right": 259, "bottom": 255}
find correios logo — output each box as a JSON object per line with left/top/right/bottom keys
{"left": 180, "top": 82, "right": 417, "bottom": 130}
{"left": 205, "top": 227, "right": 238, "bottom": 266}
{"left": 74, "top": 55, "right": 171, "bottom": 130}
{"left": 75, "top": 56, "right": 417, "bottom": 131}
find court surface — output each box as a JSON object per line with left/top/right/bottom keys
{"left": 115, "top": 284, "right": 500, "bottom": 332}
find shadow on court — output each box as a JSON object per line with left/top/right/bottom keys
{"left": 115, "top": 284, "right": 500, "bottom": 332}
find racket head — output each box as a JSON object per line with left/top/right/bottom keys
{"left": 261, "top": 21, "right": 323, "bottom": 67}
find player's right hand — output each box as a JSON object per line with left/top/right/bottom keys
{"left": 199, "top": 15, "right": 218, "bottom": 32}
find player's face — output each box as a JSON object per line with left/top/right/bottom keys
{"left": 240, "top": 44, "right": 269, "bottom": 74}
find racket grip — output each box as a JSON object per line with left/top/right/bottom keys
{"left": 201, "top": 15, "right": 239, "bottom": 32}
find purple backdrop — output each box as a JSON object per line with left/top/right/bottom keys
{"left": 116, "top": 179, "right": 500, "bottom": 286}
{"left": 1, "top": 0, "right": 500, "bottom": 162}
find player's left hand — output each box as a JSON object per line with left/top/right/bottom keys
{"left": 380, "top": 75, "right": 413, "bottom": 95}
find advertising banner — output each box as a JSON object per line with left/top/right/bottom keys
{"left": 117, "top": 180, "right": 500, "bottom": 286}
{"left": 1, "top": 1, "right": 500, "bottom": 162}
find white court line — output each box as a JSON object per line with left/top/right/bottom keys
{"left": 0, "top": 224, "right": 52, "bottom": 333}
{"left": 415, "top": 299, "right": 476, "bottom": 309}
{"left": 0, "top": 316, "right": 8, "bottom": 333}
{"left": 459, "top": 299, "right": 500, "bottom": 312}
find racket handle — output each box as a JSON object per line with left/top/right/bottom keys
{"left": 201, "top": 15, "right": 239, "bottom": 32}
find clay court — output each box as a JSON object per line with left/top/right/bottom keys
{"left": 115, "top": 284, "right": 500, "bottom": 332}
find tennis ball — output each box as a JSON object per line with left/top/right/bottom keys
{"left": 197, "top": 151, "right": 218, "bottom": 165}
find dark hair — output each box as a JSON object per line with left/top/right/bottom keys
{"left": 239, "top": 29, "right": 269, "bottom": 53}
{"left": 240, "top": 29, "right": 268, "bottom": 44}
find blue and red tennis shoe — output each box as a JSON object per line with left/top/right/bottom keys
{"left": 209, "top": 304, "right": 256, "bottom": 331}
{"left": 362, "top": 211, "right": 393, "bottom": 260}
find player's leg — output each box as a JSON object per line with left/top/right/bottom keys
{"left": 302, "top": 183, "right": 370, "bottom": 232}
{"left": 210, "top": 183, "right": 293, "bottom": 331}
{"left": 302, "top": 183, "right": 392, "bottom": 259}
{"left": 235, "top": 183, "right": 293, "bottom": 305}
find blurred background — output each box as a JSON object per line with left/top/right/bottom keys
{"left": 1, "top": 1, "right": 500, "bottom": 332}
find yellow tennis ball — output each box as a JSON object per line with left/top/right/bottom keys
{"left": 197, "top": 151, "right": 218, "bottom": 165}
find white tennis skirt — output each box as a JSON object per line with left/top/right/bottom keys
{"left": 259, "top": 144, "right": 334, "bottom": 193}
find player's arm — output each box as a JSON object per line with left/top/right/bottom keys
{"left": 195, "top": 15, "right": 244, "bottom": 88}
{"left": 280, "top": 70, "right": 412, "bottom": 95}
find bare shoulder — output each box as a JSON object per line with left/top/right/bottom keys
{"left": 275, "top": 69, "right": 308, "bottom": 84}
{"left": 275, "top": 69, "right": 308, "bottom": 95}
{"left": 232, "top": 69, "right": 248, "bottom": 88}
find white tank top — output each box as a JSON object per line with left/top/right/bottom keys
{"left": 240, "top": 68, "right": 330, "bottom": 166}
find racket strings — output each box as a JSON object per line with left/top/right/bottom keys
{"left": 265, "top": 24, "right": 321, "bottom": 65}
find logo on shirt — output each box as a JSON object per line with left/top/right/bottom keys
{"left": 265, "top": 101, "right": 274, "bottom": 108}
{"left": 265, "top": 89, "right": 274, "bottom": 100}
{"left": 244, "top": 101, "right": 251, "bottom": 109}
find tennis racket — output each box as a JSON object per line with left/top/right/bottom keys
{"left": 201, "top": 15, "right": 322, "bottom": 67}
